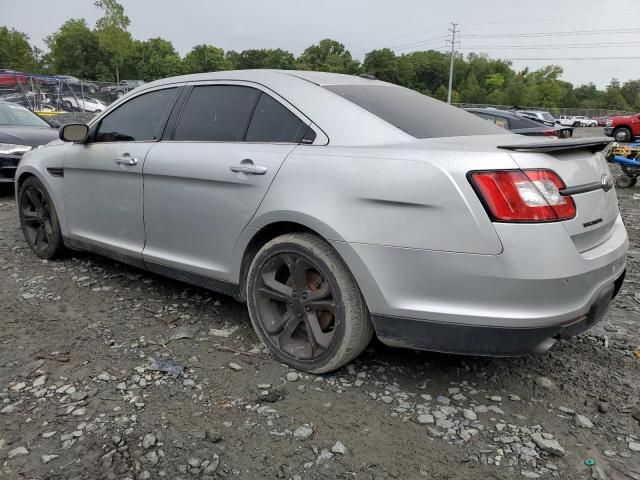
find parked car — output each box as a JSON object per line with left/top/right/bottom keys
{"left": 559, "top": 115, "right": 598, "bottom": 127}
{"left": 59, "top": 96, "right": 106, "bottom": 113}
{"left": 465, "top": 108, "right": 573, "bottom": 138}
{"left": 15, "top": 70, "right": 628, "bottom": 373}
{"left": 100, "top": 80, "right": 145, "bottom": 99}
{"left": 511, "top": 109, "right": 557, "bottom": 124}
{"left": 596, "top": 116, "right": 609, "bottom": 127}
{"left": 0, "top": 69, "right": 29, "bottom": 86}
{"left": 55, "top": 75, "right": 99, "bottom": 94}
{"left": 0, "top": 101, "right": 58, "bottom": 183}
{"left": 604, "top": 113, "right": 640, "bottom": 142}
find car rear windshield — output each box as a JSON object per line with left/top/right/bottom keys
{"left": 323, "top": 84, "right": 505, "bottom": 138}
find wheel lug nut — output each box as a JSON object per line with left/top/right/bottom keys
{"left": 302, "top": 292, "right": 308, "bottom": 299}
{"left": 305, "top": 306, "right": 311, "bottom": 312}
{"left": 292, "top": 291, "right": 297, "bottom": 297}
{"left": 297, "top": 313, "right": 302, "bottom": 318}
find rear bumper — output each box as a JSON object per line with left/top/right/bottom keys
{"left": 332, "top": 214, "right": 628, "bottom": 355}
{"left": 371, "top": 271, "right": 624, "bottom": 355}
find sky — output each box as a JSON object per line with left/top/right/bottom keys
{"left": 2, "top": 0, "right": 640, "bottom": 88}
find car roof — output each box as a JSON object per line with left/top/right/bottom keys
{"left": 144, "top": 69, "right": 393, "bottom": 89}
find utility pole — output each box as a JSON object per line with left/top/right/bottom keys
{"left": 446, "top": 22, "right": 458, "bottom": 104}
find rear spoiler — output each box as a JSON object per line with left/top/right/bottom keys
{"left": 498, "top": 137, "right": 612, "bottom": 153}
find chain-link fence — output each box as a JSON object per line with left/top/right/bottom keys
{"left": 453, "top": 103, "right": 635, "bottom": 119}
{"left": 0, "top": 71, "right": 144, "bottom": 119}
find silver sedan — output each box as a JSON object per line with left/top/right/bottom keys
{"left": 15, "top": 70, "right": 628, "bottom": 373}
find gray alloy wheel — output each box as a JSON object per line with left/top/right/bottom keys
{"left": 18, "top": 177, "right": 65, "bottom": 259}
{"left": 613, "top": 127, "right": 632, "bottom": 143}
{"left": 246, "top": 233, "right": 373, "bottom": 373}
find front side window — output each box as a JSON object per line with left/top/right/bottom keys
{"left": 174, "top": 85, "right": 260, "bottom": 142}
{"left": 94, "top": 88, "right": 177, "bottom": 142}
{"left": 245, "top": 93, "right": 309, "bottom": 143}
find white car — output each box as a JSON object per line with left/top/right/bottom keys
{"left": 559, "top": 115, "right": 597, "bottom": 127}
{"left": 60, "top": 96, "right": 106, "bottom": 113}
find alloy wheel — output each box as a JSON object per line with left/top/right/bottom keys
{"left": 21, "top": 186, "right": 53, "bottom": 254}
{"left": 255, "top": 252, "right": 338, "bottom": 360}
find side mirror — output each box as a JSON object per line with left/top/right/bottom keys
{"left": 59, "top": 123, "right": 89, "bottom": 143}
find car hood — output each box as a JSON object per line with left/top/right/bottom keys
{"left": 0, "top": 125, "right": 59, "bottom": 147}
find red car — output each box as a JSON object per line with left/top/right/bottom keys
{"left": 605, "top": 113, "right": 640, "bottom": 142}
{"left": 0, "top": 69, "right": 29, "bottom": 86}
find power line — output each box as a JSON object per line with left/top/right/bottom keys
{"left": 460, "top": 42, "right": 640, "bottom": 50}
{"left": 461, "top": 12, "right": 640, "bottom": 28}
{"left": 501, "top": 56, "right": 640, "bottom": 61}
{"left": 461, "top": 27, "right": 640, "bottom": 38}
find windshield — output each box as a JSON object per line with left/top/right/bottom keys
{"left": 0, "top": 103, "right": 50, "bottom": 127}
{"left": 323, "top": 84, "right": 506, "bottom": 138}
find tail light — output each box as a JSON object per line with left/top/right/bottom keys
{"left": 469, "top": 169, "right": 576, "bottom": 222}
{"left": 542, "top": 130, "right": 559, "bottom": 137}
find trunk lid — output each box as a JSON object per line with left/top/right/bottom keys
{"left": 499, "top": 137, "right": 617, "bottom": 252}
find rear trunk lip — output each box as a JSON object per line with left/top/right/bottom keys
{"left": 497, "top": 137, "right": 612, "bottom": 153}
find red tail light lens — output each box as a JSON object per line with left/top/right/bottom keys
{"left": 542, "top": 130, "right": 559, "bottom": 137}
{"left": 469, "top": 169, "right": 576, "bottom": 222}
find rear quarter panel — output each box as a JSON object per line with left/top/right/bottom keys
{"left": 250, "top": 144, "right": 516, "bottom": 255}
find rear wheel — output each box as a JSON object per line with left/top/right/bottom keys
{"left": 18, "top": 177, "right": 65, "bottom": 259}
{"left": 246, "top": 233, "right": 373, "bottom": 373}
{"left": 613, "top": 127, "right": 632, "bottom": 142}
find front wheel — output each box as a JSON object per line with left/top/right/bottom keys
{"left": 246, "top": 233, "right": 373, "bottom": 373}
{"left": 613, "top": 127, "right": 632, "bottom": 142}
{"left": 18, "top": 177, "right": 65, "bottom": 259}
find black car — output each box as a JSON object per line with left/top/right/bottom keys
{"left": 0, "top": 101, "right": 59, "bottom": 183}
{"left": 465, "top": 108, "right": 573, "bottom": 138}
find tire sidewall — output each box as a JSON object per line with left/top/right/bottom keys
{"left": 614, "top": 128, "right": 631, "bottom": 142}
{"left": 18, "top": 177, "right": 64, "bottom": 259}
{"left": 246, "top": 234, "right": 366, "bottom": 373}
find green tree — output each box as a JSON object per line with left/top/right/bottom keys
{"left": 363, "top": 48, "right": 398, "bottom": 83}
{"left": 297, "top": 39, "right": 360, "bottom": 73}
{"left": 94, "top": 0, "right": 132, "bottom": 82}
{"left": 183, "top": 44, "right": 229, "bottom": 74}
{"left": 621, "top": 80, "right": 640, "bottom": 111}
{"left": 234, "top": 48, "right": 296, "bottom": 70}
{"left": 130, "top": 38, "right": 183, "bottom": 81}
{"left": 45, "top": 19, "right": 108, "bottom": 79}
{"left": 0, "top": 27, "right": 38, "bottom": 71}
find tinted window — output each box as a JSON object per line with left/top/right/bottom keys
{"left": 324, "top": 84, "right": 505, "bottom": 139}
{"left": 174, "top": 85, "right": 260, "bottom": 141}
{"left": 94, "top": 88, "right": 177, "bottom": 142}
{"left": 246, "top": 93, "right": 309, "bottom": 143}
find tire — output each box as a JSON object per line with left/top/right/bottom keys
{"left": 615, "top": 174, "right": 634, "bottom": 189}
{"left": 573, "top": 122, "right": 580, "bottom": 127}
{"left": 613, "top": 127, "right": 632, "bottom": 143}
{"left": 18, "top": 176, "right": 65, "bottom": 259}
{"left": 246, "top": 233, "right": 374, "bottom": 373}
{"left": 630, "top": 177, "right": 638, "bottom": 188}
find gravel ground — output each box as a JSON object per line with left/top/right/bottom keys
{"left": 0, "top": 172, "right": 639, "bottom": 480}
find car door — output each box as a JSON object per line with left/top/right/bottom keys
{"left": 142, "top": 83, "right": 315, "bottom": 283}
{"left": 63, "top": 86, "right": 179, "bottom": 261}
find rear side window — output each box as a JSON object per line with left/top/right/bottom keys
{"left": 246, "top": 93, "right": 309, "bottom": 143}
{"left": 94, "top": 88, "right": 177, "bottom": 142}
{"left": 174, "top": 85, "right": 260, "bottom": 141}
{"left": 323, "top": 84, "right": 504, "bottom": 138}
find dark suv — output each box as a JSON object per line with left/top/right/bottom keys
{"left": 100, "top": 80, "right": 145, "bottom": 99}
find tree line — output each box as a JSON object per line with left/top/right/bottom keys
{"left": 1, "top": 0, "right": 639, "bottom": 112}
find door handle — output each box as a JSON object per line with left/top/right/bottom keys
{"left": 229, "top": 164, "right": 267, "bottom": 175}
{"left": 115, "top": 156, "right": 138, "bottom": 166}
